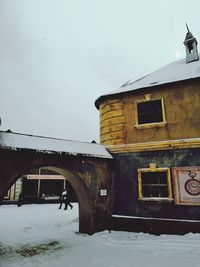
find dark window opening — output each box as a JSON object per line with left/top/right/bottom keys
{"left": 40, "top": 180, "right": 64, "bottom": 197}
{"left": 188, "top": 42, "right": 193, "bottom": 53}
{"left": 137, "top": 99, "right": 163, "bottom": 124}
{"left": 141, "top": 171, "right": 168, "bottom": 198}
{"left": 22, "top": 178, "right": 38, "bottom": 196}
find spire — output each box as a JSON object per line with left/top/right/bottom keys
{"left": 184, "top": 24, "right": 199, "bottom": 63}
{"left": 186, "top": 23, "right": 190, "bottom": 33}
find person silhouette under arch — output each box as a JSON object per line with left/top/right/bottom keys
{"left": 59, "top": 188, "right": 73, "bottom": 210}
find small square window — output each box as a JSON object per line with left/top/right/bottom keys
{"left": 138, "top": 167, "right": 173, "bottom": 201}
{"left": 135, "top": 98, "right": 167, "bottom": 129}
{"left": 137, "top": 99, "right": 163, "bottom": 124}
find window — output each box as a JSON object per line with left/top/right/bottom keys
{"left": 135, "top": 97, "right": 167, "bottom": 129}
{"left": 138, "top": 165, "right": 173, "bottom": 201}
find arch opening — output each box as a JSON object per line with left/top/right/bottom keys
{"left": 2, "top": 165, "right": 94, "bottom": 235}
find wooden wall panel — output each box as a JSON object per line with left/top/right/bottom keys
{"left": 100, "top": 109, "right": 124, "bottom": 122}
{"left": 100, "top": 99, "right": 126, "bottom": 145}
{"left": 103, "top": 139, "right": 125, "bottom": 145}
{"left": 100, "top": 103, "right": 123, "bottom": 115}
{"left": 100, "top": 130, "right": 126, "bottom": 142}
{"left": 100, "top": 124, "right": 124, "bottom": 135}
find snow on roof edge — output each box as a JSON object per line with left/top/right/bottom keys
{"left": 95, "top": 75, "right": 197, "bottom": 109}
{"left": 0, "top": 131, "right": 113, "bottom": 159}
{"left": 95, "top": 56, "right": 200, "bottom": 109}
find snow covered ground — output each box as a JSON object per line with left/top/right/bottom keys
{"left": 0, "top": 204, "right": 200, "bottom": 267}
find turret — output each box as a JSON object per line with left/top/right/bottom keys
{"left": 184, "top": 24, "right": 199, "bottom": 63}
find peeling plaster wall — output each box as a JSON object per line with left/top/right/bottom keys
{"left": 99, "top": 79, "right": 200, "bottom": 145}
{"left": 111, "top": 148, "right": 200, "bottom": 220}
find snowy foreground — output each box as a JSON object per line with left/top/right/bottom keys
{"left": 0, "top": 204, "right": 200, "bottom": 267}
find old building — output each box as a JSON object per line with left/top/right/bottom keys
{"left": 1, "top": 28, "right": 200, "bottom": 235}
{"left": 95, "top": 28, "right": 200, "bottom": 233}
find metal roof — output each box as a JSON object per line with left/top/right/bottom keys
{"left": 95, "top": 55, "right": 200, "bottom": 109}
{"left": 0, "top": 131, "right": 113, "bottom": 159}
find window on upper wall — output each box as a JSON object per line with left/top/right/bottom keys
{"left": 138, "top": 165, "right": 173, "bottom": 201}
{"left": 135, "top": 97, "right": 167, "bottom": 129}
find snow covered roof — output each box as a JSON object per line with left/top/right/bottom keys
{"left": 95, "top": 56, "right": 200, "bottom": 108}
{"left": 0, "top": 131, "right": 113, "bottom": 159}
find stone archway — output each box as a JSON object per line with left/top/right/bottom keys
{"left": 2, "top": 165, "right": 94, "bottom": 235}
{"left": 0, "top": 149, "right": 112, "bottom": 235}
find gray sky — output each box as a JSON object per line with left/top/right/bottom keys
{"left": 0, "top": 0, "right": 199, "bottom": 142}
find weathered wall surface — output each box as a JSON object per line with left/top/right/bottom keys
{"left": 100, "top": 99, "right": 126, "bottom": 145}
{"left": 111, "top": 148, "right": 200, "bottom": 220}
{"left": 99, "top": 79, "right": 200, "bottom": 145}
{"left": 0, "top": 149, "right": 112, "bottom": 234}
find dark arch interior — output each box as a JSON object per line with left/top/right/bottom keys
{"left": 19, "top": 167, "right": 77, "bottom": 203}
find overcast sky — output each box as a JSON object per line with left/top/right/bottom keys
{"left": 0, "top": 0, "right": 199, "bottom": 142}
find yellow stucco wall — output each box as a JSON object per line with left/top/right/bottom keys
{"left": 99, "top": 79, "right": 200, "bottom": 145}
{"left": 100, "top": 99, "right": 126, "bottom": 145}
